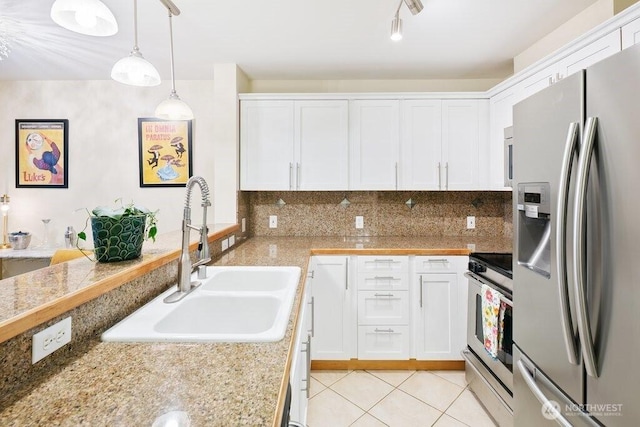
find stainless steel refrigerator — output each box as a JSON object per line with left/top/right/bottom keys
{"left": 512, "top": 42, "right": 640, "bottom": 426}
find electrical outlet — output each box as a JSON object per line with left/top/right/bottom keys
{"left": 269, "top": 215, "right": 278, "bottom": 228}
{"left": 32, "top": 317, "right": 72, "bottom": 364}
{"left": 467, "top": 216, "right": 476, "bottom": 229}
{"left": 228, "top": 235, "right": 235, "bottom": 247}
{"left": 221, "top": 238, "right": 229, "bottom": 251}
{"left": 269, "top": 244, "right": 278, "bottom": 257}
{"left": 467, "top": 243, "right": 476, "bottom": 251}
{"left": 241, "top": 218, "right": 246, "bottom": 233}
{"left": 355, "top": 216, "right": 364, "bottom": 229}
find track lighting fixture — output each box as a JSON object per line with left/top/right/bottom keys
{"left": 390, "top": 0, "right": 424, "bottom": 41}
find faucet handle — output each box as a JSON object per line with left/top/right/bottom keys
{"left": 197, "top": 265, "right": 208, "bottom": 279}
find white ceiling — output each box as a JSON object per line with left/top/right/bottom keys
{"left": 0, "top": 0, "right": 598, "bottom": 82}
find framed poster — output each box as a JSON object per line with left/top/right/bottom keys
{"left": 138, "top": 118, "right": 193, "bottom": 187}
{"left": 15, "top": 119, "right": 69, "bottom": 188}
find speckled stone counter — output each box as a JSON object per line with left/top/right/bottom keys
{"left": 0, "top": 235, "right": 511, "bottom": 426}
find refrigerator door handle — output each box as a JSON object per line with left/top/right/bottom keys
{"left": 516, "top": 360, "right": 573, "bottom": 427}
{"left": 556, "top": 121, "right": 580, "bottom": 366}
{"left": 572, "top": 116, "right": 599, "bottom": 378}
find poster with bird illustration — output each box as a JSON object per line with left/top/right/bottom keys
{"left": 137, "top": 118, "right": 192, "bottom": 187}
{"left": 15, "top": 119, "right": 69, "bottom": 188}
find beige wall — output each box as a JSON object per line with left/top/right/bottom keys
{"left": 248, "top": 78, "right": 503, "bottom": 93}
{"left": 0, "top": 79, "right": 219, "bottom": 246}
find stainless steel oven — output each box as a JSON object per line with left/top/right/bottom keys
{"left": 462, "top": 253, "right": 513, "bottom": 427}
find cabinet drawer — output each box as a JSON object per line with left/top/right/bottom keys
{"left": 358, "top": 272, "right": 409, "bottom": 291}
{"left": 357, "top": 256, "right": 408, "bottom": 273}
{"left": 357, "top": 325, "right": 410, "bottom": 360}
{"left": 358, "top": 290, "right": 409, "bottom": 325}
{"left": 414, "top": 256, "right": 462, "bottom": 273}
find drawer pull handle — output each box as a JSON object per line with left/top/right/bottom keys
{"left": 374, "top": 293, "right": 394, "bottom": 297}
{"left": 373, "top": 259, "right": 394, "bottom": 263}
{"left": 426, "top": 258, "right": 448, "bottom": 263}
{"left": 373, "top": 276, "right": 396, "bottom": 280}
{"left": 374, "top": 328, "right": 395, "bottom": 333}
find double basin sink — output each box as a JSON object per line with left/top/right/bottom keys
{"left": 102, "top": 266, "right": 301, "bottom": 343}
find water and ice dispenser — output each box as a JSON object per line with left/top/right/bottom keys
{"left": 517, "top": 183, "right": 551, "bottom": 278}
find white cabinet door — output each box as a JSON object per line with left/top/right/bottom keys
{"left": 310, "top": 256, "right": 353, "bottom": 360}
{"left": 559, "top": 29, "right": 621, "bottom": 77}
{"left": 400, "top": 100, "right": 442, "bottom": 190}
{"left": 514, "top": 64, "right": 558, "bottom": 104}
{"left": 415, "top": 272, "right": 458, "bottom": 360}
{"left": 290, "top": 277, "right": 312, "bottom": 425}
{"left": 489, "top": 89, "right": 516, "bottom": 190}
{"left": 358, "top": 325, "right": 411, "bottom": 360}
{"left": 295, "top": 101, "right": 349, "bottom": 190}
{"left": 622, "top": 17, "right": 640, "bottom": 49}
{"left": 441, "top": 100, "right": 482, "bottom": 190}
{"left": 349, "top": 100, "right": 400, "bottom": 190}
{"left": 240, "top": 100, "right": 295, "bottom": 190}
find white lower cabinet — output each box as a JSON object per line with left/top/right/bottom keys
{"left": 289, "top": 273, "right": 312, "bottom": 425}
{"left": 309, "top": 255, "right": 354, "bottom": 360}
{"left": 414, "top": 256, "right": 468, "bottom": 361}
{"left": 356, "top": 256, "right": 410, "bottom": 360}
{"left": 309, "top": 254, "right": 467, "bottom": 362}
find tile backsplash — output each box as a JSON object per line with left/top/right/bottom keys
{"left": 243, "top": 191, "right": 512, "bottom": 238}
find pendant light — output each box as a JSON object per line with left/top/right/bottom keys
{"left": 111, "top": 0, "right": 161, "bottom": 86}
{"left": 155, "top": 1, "right": 193, "bottom": 120}
{"left": 50, "top": 0, "right": 118, "bottom": 37}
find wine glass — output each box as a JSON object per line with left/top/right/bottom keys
{"left": 41, "top": 218, "right": 51, "bottom": 248}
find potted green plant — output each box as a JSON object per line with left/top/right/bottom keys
{"left": 77, "top": 199, "right": 158, "bottom": 263}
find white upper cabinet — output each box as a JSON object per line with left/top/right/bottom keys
{"left": 441, "top": 100, "right": 485, "bottom": 190}
{"left": 400, "top": 99, "right": 487, "bottom": 191}
{"left": 349, "top": 100, "right": 400, "bottom": 190}
{"left": 240, "top": 100, "right": 294, "bottom": 190}
{"left": 295, "top": 101, "right": 349, "bottom": 190}
{"left": 240, "top": 100, "right": 349, "bottom": 191}
{"left": 559, "top": 29, "right": 621, "bottom": 77}
{"left": 622, "top": 16, "right": 640, "bottom": 48}
{"left": 400, "top": 100, "right": 442, "bottom": 190}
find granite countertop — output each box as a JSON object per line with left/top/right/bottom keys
{"left": 0, "top": 235, "right": 512, "bottom": 426}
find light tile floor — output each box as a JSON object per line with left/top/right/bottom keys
{"left": 307, "top": 370, "right": 497, "bottom": 427}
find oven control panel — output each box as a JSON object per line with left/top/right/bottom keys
{"left": 468, "top": 261, "right": 487, "bottom": 274}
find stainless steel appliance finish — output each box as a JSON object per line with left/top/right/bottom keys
{"left": 464, "top": 253, "right": 513, "bottom": 426}
{"left": 512, "top": 43, "right": 640, "bottom": 426}
{"left": 504, "top": 126, "right": 513, "bottom": 188}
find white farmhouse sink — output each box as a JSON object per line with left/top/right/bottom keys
{"left": 101, "top": 266, "right": 301, "bottom": 343}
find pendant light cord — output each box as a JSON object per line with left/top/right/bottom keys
{"left": 133, "top": 0, "right": 139, "bottom": 50}
{"left": 168, "top": 10, "right": 176, "bottom": 94}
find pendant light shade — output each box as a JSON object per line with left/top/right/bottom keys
{"left": 51, "top": 0, "right": 118, "bottom": 37}
{"left": 155, "top": 8, "right": 193, "bottom": 120}
{"left": 111, "top": 0, "right": 160, "bottom": 86}
{"left": 155, "top": 90, "right": 194, "bottom": 120}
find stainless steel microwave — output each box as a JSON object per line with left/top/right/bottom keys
{"left": 504, "top": 126, "right": 513, "bottom": 188}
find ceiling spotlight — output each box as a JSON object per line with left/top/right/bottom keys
{"left": 391, "top": 13, "right": 403, "bottom": 41}
{"left": 111, "top": 0, "right": 161, "bottom": 86}
{"left": 390, "top": 0, "right": 424, "bottom": 40}
{"left": 404, "top": 0, "right": 424, "bottom": 15}
{"left": 155, "top": 0, "right": 194, "bottom": 120}
{"left": 50, "top": 0, "right": 118, "bottom": 37}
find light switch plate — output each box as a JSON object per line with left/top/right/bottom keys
{"left": 355, "top": 216, "right": 364, "bottom": 229}
{"left": 221, "top": 238, "right": 229, "bottom": 251}
{"left": 32, "top": 317, "right": 72, "bottom": 364}
{"left": 269, "top": 215, "right": 278, "bottom": 228}
{"left": 228, "top": 235, "right": 235, "bottom": 247}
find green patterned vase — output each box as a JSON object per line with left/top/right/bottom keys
{"left": 91, "top": 214, "right": 147, "bottom": 262}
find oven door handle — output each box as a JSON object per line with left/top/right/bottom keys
{"left": 464, "top": 272, "right": 513, "bottom": 306}
{"left": 556, "top": 121, "right": 579, "bottom": 366}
